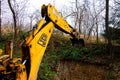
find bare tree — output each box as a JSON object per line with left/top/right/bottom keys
{"left": 105, "top": 0, "right": 112, "bottom": 55}
{"left": 82, "top": 0, "right": 94, "bottom": 39}
{"left": 29, "top": 15, "right": 33, "bottom": 30}
{"left": 7, "top": 0, "right": 28, "bottom": 37}
{"left": 114, "top": 0, "right": 120, "bottom": 4}
{"left": 8, "top": 0, "right": 17, "bottom": 39}
{"left": 0, "top": 0, "right": 2, "bottom": 41}
{"left": 74, "top": 0, "right": 84, "bottom": 33}
{"left": 28, "top": 9, "right": 41, "bottom": 30}
{"left": 7, "top": 0, "right": 29, "bottom": 54}
{"left": 93, "top": 0, "right": 98, "bottom": 43}
{"left": 14, "top": 0, "right": 28, "bottom": 30}
{"left": 68, "top": 0, "right": 85, "bottom": 33}
{"left": 92, "top": 0, "right": 105, "bottom": 43}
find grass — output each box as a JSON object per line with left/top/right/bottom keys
{"left": 0, "top": 40, "right": 6, "bottom": 54}
{"left": 1, "top": 32, "right": 120, "bottom": 80}
{"left": 0, "top": 40, "right": 21, "bottom": 58}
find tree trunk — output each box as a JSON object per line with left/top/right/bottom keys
{"left": 8, "top": 0, "right": 17, "bottom": 55}
{"left": 105, "top": 0, "right": 112, "bottom": 55}
{"left": 96, "top": 19, "right": 99, "bottom": 44}
{"left": 0, "top": 0, "right": 2, "bottom": 41}
{"left": 75, "top": 0, "right": 78, "bottom": 29}
{"left": 29, "top": 16, "right": 33, "bottom": 30}
{"left": 8, "top": 0, "right": 17, "bottom": 39}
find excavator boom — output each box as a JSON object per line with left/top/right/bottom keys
{"left": 41, "top": 4, "right": 73, "bottom": 34}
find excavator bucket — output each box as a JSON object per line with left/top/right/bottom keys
{"left": 70, "top": 38, "right": 85, "bottom": 47}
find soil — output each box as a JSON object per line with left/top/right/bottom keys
{"left": 53, "top": 44, "right": 120, "bottom": 80}
{"left": 55, "top": 60, "right": 109, "bottom": 80}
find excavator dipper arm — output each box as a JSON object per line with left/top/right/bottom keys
{"left": 41, "top": 4, "right": 73, "bottom": 34}
{"left": 41, "top": 4, "right": 85, "bottom": 46}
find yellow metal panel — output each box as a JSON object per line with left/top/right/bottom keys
{"left": 28, "top": 22, "right": 54, "bottom": 80}
{"left": 0, "top": 49, "right": 2, "bottom": 55}
{"left": 47, "top": 4, "right": 72, "bottom": 34}
{"left": 26, "top": 18, "right": 45, "bottom": 45}
{"left": 16, "top": 64, "right": 27, "bottom": 80}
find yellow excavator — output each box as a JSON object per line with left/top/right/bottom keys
{"left": 0, "top": 4, "right": 84, "bottom": 80}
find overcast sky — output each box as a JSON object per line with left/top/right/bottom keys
{"left": 2, "top": 0, "right": 74, "bottom": 24}
{"left": 1, "top": 0, "right": 112, "bottom": 35}
{"left": 29, "top": 0, "right": 71, "bottom": 12}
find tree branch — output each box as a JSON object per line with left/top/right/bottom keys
{"left": 7, "top": 0, "right": 17, "bottom": 38}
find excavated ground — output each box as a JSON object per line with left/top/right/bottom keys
{"left": 52, "top": 44, "right": 120, "bottom": 80}
{"left": 54, "top": 60, "right": 120, "bottom": 80}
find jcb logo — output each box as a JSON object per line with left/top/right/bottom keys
{"left": 38, "top": 33, "right": 47, "bottom": 47}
